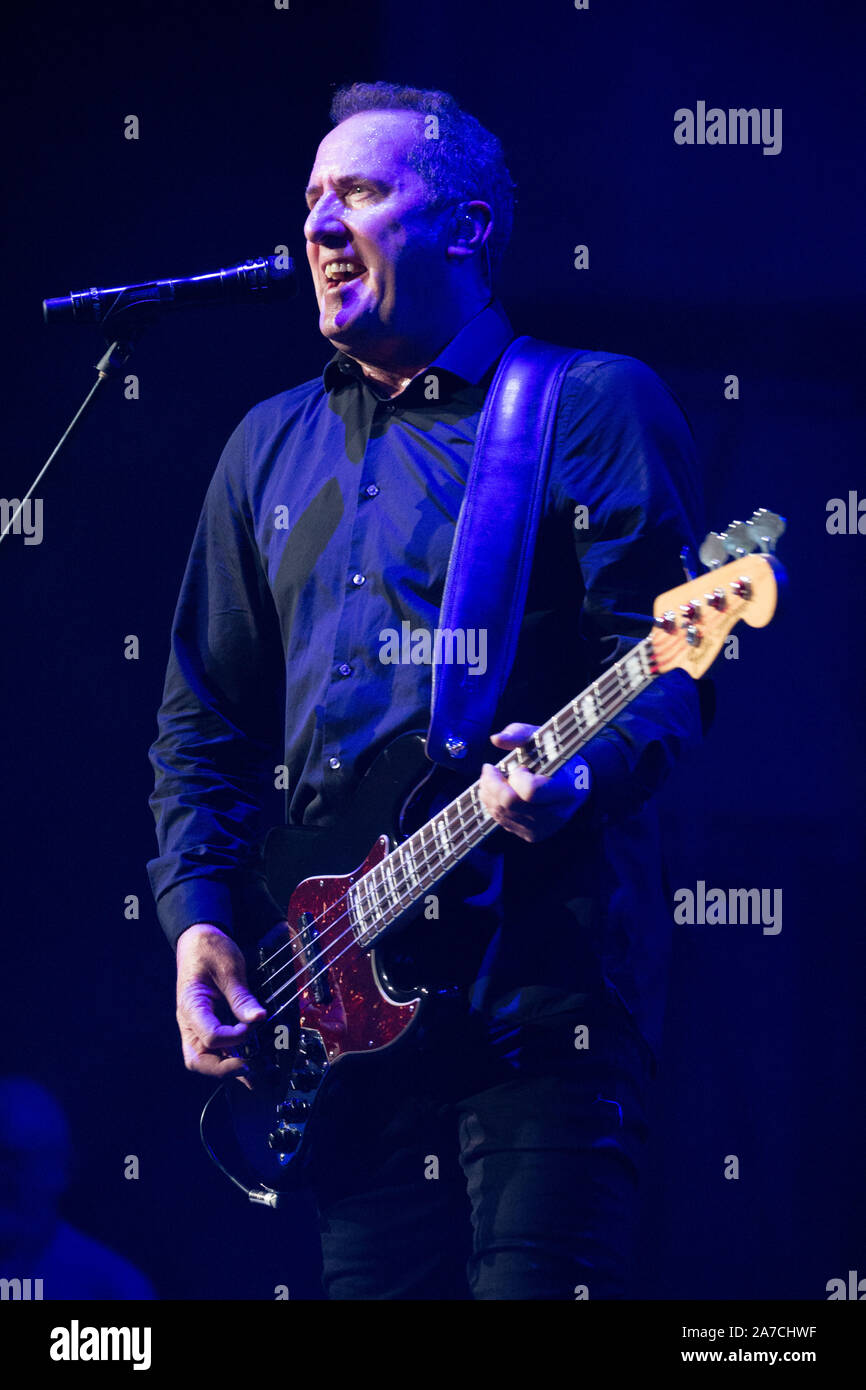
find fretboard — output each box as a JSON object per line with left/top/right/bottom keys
{"left": 347, "top": 635, "right": 658, "bottom": 947}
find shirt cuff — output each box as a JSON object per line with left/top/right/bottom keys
{"left": 579, "top": 730, "right": 634, "bottom": 822}
{"left": 154, "top": 879, "right": 235, "bottom": 952}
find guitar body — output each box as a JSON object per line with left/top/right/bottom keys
{"left": 226, "top": 731, "right": 467, "bottom": 1193}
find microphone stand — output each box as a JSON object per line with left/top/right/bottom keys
{"left": 0, "top": 305, "right": 150, "bottom": 548}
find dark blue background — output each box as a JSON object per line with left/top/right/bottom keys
{"left": 1, "top": 0, "right": 863, "bottom": 1299}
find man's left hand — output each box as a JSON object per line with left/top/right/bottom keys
{"left": 479, "top": 722, "right": 592, "bottom": 844}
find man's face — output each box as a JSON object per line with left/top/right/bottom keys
{"left": 304, "top": 110, "right": 447, "bottom": 360}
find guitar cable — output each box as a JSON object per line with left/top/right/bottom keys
{"left": 199, "top": 1082, "right": 283, "bottom": 1209}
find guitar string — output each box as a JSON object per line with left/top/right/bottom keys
{"left": 255, "top": 640, "right": 663, "bottom": 1013}
{"left": 258, "top": 686, "right": 643, "bottom": 1023}
{"left": 256, "top": 646, "right": 663, "bottom": 1021}
{"left": 257, "top": 570, "right": 757, "bottom": 1006}
{"left": 253, "top": 632, "right": 664, "bottom": 989}
{"left": 253, "top": 636, "right": 659, "bottom": 992}
{"left": 257, "top": 646, "right": 666, "bottom": 1018}
{"left": 258, "top": 584, "right": 739, "bottom": 992}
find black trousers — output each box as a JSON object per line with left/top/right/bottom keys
{"left": 310, "top": 985, "right": 654, "bottom": 1300}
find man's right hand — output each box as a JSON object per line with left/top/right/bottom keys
{"left": 175, "top": 923, "right": 266, "bottom": 1078}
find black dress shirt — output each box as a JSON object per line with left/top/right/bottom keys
{"left": 147, "top": 300, "right": 705, "bottom": 1054}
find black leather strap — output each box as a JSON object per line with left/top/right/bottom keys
{"left": 426, "top": 335, "right": 586, "bottom": 770}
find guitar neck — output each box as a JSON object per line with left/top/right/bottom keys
{"left": 349, "top": 635, "right": 658, "bottom": 947}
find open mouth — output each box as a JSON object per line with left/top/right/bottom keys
{"left": 322, "top": 259, "right": 367, "bottom": 292}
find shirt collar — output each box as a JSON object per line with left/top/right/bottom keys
{"left": 322, "top": 299, "right": 515, "bottom": 393}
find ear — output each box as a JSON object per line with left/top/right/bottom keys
{"left": 446, "top": 200, "right": 493, "bottom": 265}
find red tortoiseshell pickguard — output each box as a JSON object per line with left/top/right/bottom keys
{"left": 284, "top": 836, "right": 419, "bottom": 1062}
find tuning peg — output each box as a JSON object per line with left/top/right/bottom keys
{"left": 722, "top": 520, "right": 756, "bottom": 556}
{"left": 746, "top": 508, "right": 786, "bottom": 553}
{"left": 698, "top": 532, "right": 729, "bottom": 569}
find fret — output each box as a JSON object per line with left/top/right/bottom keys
{"left": 624, "top": 651, "right": 644, "bottom": 690}
{"left": 541, "top": 726, "right": 559, "bottom": 766}
{"left": 383, "top": 857, "right": 399, "bottom": 904}
{"left": 435, "top": 817, "right": 450, "bottom": 858}
{"left": 415, "top": 825, "right": 429, "bottom": 865}
{"left": 413, "top": 830, "right": 437, "bottom": 885}
{"left": 350, "top": 874, "right": 377, "bottom": 946}
{"left": 347, "top": 882, "right": 361, "bottom": 937}
{"left": 400, "top": 842, "right": 420, "bottom": 891}
{"left": 580, "top": 692, "right": 597, "bottom": 729}
{"left": 505, "top": 747, "right": 533, "bottom": 776}
{"left": 356, "top": 873, "right": 371, "bottom": 925}
{"left": 372, "top": 867, "right": 391, "bottom": 912}
{"left": 363, "top": 872, "right": 377, "bottom": 922}
{"left": 351, "top": 635, "right": 658, "bottom": 949}
{"left": 471, "top": 784, "right": 490, "bottom": 820}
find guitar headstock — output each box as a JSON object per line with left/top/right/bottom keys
{"left": 651, "top": 509, "right": 786, "bottom": 679}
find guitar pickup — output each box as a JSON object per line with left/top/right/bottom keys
{"left": 298, "top": 912, "right": 332, "bottom": 1005}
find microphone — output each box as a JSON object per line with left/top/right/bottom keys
{"left": 43, "top": 253, "right": 298, "bottom": 324}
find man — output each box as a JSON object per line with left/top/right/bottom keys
{"left": 148, "top": 82, "right": 705, "bottom": 1300}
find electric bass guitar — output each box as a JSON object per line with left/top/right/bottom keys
{"left": 202, "top": 510, "right": 785, "bottom": 1204}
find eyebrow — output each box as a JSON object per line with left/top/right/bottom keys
{"left": 304, "top": 174, "right": 387, "bottom": 200}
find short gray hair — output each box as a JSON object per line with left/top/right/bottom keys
{"left": 329, "top": 82, "right": 515, "bottom": 284}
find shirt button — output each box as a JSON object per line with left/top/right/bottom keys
{"left": 364, "top": 483, "right": 379, "bottom": 498}
{"left": 337, "top": 663, "right": 353, "bottom": 677}
{"left": 328, "top": 756, "right": 341, "bottom": 770}
{"left": 384, "top": 403, "right": 396, "bottom": 414}
{"left": 351, "top": 572, "right": 366, "bottom": 587}
{"left": 339, "top": 360, "right": 351, "bottom": 373}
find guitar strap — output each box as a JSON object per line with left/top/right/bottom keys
{"left": 426, "top": 335, "right": 587, "bottom": 771}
